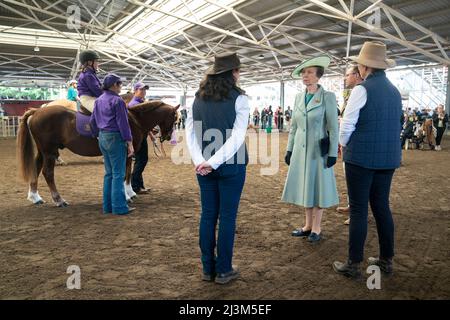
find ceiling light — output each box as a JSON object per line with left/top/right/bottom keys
{"left": 34, "top": 35, "right": 40, "bottom": 52}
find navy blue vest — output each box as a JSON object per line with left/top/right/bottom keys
{"left": 192, "top": 88, "right": 248, "bottom": 169}
{"left": 343, "top": 70, "right": 402, "bottom": 169}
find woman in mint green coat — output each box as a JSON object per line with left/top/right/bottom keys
{"left": 281, "top": 56, "right": 339, "bottom": 243}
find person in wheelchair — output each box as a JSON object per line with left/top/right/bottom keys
{"left": 401, "top": 114, "right": 415, "bottom": 149}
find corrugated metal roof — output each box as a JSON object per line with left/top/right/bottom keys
{"left": 0, "top": 0, "right": 449, "bottom": 88}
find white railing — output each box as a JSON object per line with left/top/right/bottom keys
{"left": 0, "top": 116, "right": 21, "bottom": 137}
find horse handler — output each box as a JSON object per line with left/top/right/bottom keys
{"left": 90, "top": 74, "right": 135, "bottom": 215}
{"left": 128, "top": 82, "right": 151, "bottom": 194}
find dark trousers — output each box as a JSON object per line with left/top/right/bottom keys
{"left": 196, "top": 165, "right": 246, "bottom": 275}
{"left": 436, "top": 127, "right": 446, "bottom": 145}
{"left": 278, "top": 118, "right": 283, "bottom": 130}
{"left": 345, "top": 163, "right": 395, "bottom": 263}
{"left": 131, "top": 137, "right": 148, "bottom": 192}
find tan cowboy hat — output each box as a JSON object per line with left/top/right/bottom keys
{"left": 349, "top": 41, "right": 396, "bottom": 69}
{"left": 206, "top": 52, "right": 241, "bottom": 75}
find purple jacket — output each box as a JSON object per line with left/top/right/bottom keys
{"left": 128, "top": 96, "right": 144, "bottom": 108}
{"left": 77, "top": 68, "right": 103, "bottom": 98}
{"left": 90, "top": 90, "right": 132, "bottom": 142}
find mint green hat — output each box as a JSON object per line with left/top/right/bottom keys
{"left": 291, "top": 55, "right": 331, "bottom": 79}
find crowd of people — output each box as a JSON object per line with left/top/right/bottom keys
{"left": 252, "top": 105, "right": 292, "bottom": 131}
{"left": 400, "top": 105, "right": 448, "bottom": 151}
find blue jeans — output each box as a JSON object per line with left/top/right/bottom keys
{"left": 131, "top": 137, "right": 148, "bottom": 192}
{"left": 196, "top": 165, "right": 246, "bottom": 275}
{"left": 98, "top": 131, "right": 128, "bottom": 214}
{"left": 345, "top": 163, "right": 395, "bottom": 263}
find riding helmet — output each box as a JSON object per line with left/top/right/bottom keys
{"left": 79, "top": 50, "right": 100, "bottom": 64}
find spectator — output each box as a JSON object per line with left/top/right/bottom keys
{"left": 433, "top": 104, "right": 448, "bottom": 151}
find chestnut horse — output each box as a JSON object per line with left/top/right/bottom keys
{"left": 41, "top": 93, "right": 134, "bottom": 166}
{"left": 17, "top": 100, "right": 179, "bottom": 206}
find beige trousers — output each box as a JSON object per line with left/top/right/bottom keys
{"left": 79, "top": 95, "right": 97, "bottom": 113}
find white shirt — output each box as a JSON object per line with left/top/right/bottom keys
{"left": 185, "top": 95, "right": 250, "bottom": 170}
{"left": 339, "top": 85, "right": 367, "bottom": 147}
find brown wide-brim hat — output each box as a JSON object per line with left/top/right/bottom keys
{"left": 206, "top": 52, "right": 241, "bottom": 75}
{"left": 349, "top": 41, "right": 396, "bottom": 69}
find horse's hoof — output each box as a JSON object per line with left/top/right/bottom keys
{"left": 57, "top": 201, "right": 69, "bottom": 207}
{"left": 131, "top": 195, "right": 138, "bottom": 200}
{"left": 127, "top": 198, "right": 133, "bottom": 204}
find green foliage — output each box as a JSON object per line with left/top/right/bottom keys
{"left": 0, "top": 86, "right": 60, "bottom": 100}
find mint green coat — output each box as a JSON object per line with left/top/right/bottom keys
{"left": 281, "top": 86, "right": 339, "bottom": 208}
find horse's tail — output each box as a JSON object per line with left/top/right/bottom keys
{"left": 17, "top": 109, "right": 38, "bottom": 182}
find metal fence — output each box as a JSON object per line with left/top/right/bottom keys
{"left": 0, "top": 116, "right": 21, "bottom": 137}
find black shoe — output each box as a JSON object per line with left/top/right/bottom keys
{"left": 202, "top": 273, "right": 216, "bottom": 282}
{"left": 332, "top": 260, "right": 361, "bottom": 278}
{"left": 291, "top": 228, "right": 311, "bottom": 237}
{"left": 307, "top": 232, "right": 321, "bottom": 243}
{"left": 136, "top": 188, "right": 151, "bottom": 194}
{"left": 367, "top": 257, "right": 393, "bottom": 275}
{"left": 215, "top": 268, "right": 239, "bottom": 284}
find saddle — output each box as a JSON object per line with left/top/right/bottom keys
{"left": 77, "top": 100, "right": 92, "bottom": 116}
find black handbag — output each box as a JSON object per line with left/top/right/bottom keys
{"left": 319, "top": 101, "right": 330, "bottom": 157}
{"left": 320, "top": 135, "right": 330, "bottom": 157}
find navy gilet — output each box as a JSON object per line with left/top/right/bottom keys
{"left": 343, "top": 70, "right": 402, "bottom": 169}
{"left": 192, "top": 88, "right": 248, "bottom": 169}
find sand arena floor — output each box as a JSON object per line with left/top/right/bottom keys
{"left": 0, "top": 133, "right": 449, "bottom": 299}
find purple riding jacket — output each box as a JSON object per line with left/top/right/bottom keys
{"left": 90, "top": 90, "right": 132, "bottom": 142}
{"left": 77, "top": 68, "right": 103, "bottom": 98}
{"left": 128, "top": 96, "right": 144, "bottom": 108}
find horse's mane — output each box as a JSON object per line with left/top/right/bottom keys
{"left": 128, "top": 100, "right": 167, "bottom": 113}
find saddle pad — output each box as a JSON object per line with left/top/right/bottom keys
{"left": 76, "top": 111, "right": 94, "bottom": 137}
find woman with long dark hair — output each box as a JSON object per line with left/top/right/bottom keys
{"left": 185, "top": 52, "right": 249, "bottom": 285}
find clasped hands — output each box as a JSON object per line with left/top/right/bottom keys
{"left": 195, "top": 161, "right": 213, "bottom": 176}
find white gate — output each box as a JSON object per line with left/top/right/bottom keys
{"left": 0, "top": 116, "right": 21, "bottom": 137}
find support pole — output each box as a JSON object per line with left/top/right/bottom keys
{"left": 445, "top": 66, "right": 450, "bottom": 113}
{"left": 445, "top": 66, "right": 450, "bottom": 134}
